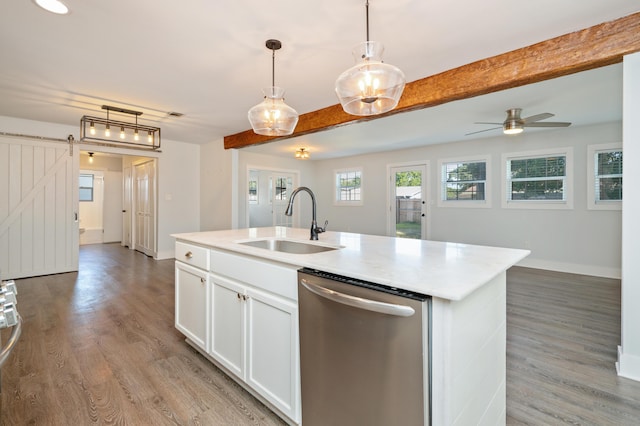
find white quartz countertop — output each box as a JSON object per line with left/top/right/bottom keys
{"left": 172, "top": 227, "right": 530, "bottom": 301}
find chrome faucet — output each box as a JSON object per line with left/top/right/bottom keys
{"left": 285, "top": 187, "right": 327, "bottom": 240}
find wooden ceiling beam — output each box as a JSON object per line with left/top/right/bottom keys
{"left": 224, "top": 12, "right": 640, "bottom": 150}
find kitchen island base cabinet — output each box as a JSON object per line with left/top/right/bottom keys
{"left": 245, "top": 286, "right": 298, "bottom": 420}
{"left": 173, "top": 228, "right": 529, "bottom": 426}
{"left": 208, "top": 269, "right": 300, "bottom": 424}
{"left": 175, "top": 261, "right": 209, "bottom": 352}
{"left": 210, "top": 275, "right": 245, "bottom": 378}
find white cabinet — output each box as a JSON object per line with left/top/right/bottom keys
{"left": 175, "top": 262, "right": 209, "bottom": 350}
{"left": 209, "top": 272, "right": 300, "bottom": 423}
{"left": 175, "top": 242, "right": 210, "bottom": 352}
{"left": 210, "top": 275, "right": 245, "bottom": 377}
{"left": 174, "top": 241, "right": 300, "bottom": 425}
{"left": 245, "top": 286, "right": 298, "bottom": 420}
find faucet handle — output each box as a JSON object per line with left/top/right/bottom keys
{"left": 318, "top": 220, "right": 328, "bottom": 233}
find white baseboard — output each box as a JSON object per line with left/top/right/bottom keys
{"left": 617, "top": 346, "right": 640, "bottom": 382}
{"left": 516, "top": 257, "right": 621, "bottom": 279}
{"left": 155, "top": 249, "right": 174, "bottom": 260}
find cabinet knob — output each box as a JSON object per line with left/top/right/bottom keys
{"left": 200, "top": 278, "right": 205, "bottom": 285}
{"left": 237, "top": 293, "right": 242, "bottom": 300}
{"left": 185, "top": 251, "right": 193, "bottom": 259}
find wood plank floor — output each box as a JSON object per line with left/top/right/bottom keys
{"left": 2, "top": 244, "right": 640, "bottom": 425}
{"left": 506, "top": 267, "right": 640, "bottom": 425}
{"left": 1, "top": 244, "right": 286, "bottom": 426}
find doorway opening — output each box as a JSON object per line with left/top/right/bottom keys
{"left": 79, "top": 151, "right": 158, "bottom": 257}
{"left": 247, "top": 167, "right": 299, "bottom": 228}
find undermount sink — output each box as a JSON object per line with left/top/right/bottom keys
{"left": 238, "top": 239, "right": 340, "bottom": 254}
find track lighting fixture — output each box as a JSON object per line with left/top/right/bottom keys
{"left": 80, "top": 105, "right": 161, "bottom": 150}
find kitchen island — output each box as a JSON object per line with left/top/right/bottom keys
{"left": 172, "top": 227, "right": 529, "bottom": 425}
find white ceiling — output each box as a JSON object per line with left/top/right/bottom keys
{"left": 0, "top": 1, "right": 637, "bottom": 158}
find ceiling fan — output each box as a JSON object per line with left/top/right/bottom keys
{"left": 466, "top": 108, "right": 571, "bottom": 136}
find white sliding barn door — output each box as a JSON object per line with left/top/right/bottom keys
{"left": 0, "top": 137, "right": 79, "bottom": 279}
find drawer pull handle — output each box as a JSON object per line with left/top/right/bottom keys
{"left": 185, "top": 251, "right": 193, "bottom": 259}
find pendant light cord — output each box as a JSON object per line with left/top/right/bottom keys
{"left": 272, "top": 47, "right": 276, "bottom": 88}
{"left": 365, "top": 0, "right": 370, "bottom": 42}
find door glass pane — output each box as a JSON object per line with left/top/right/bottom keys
{"left": 273, "top": 175, "right": 293, "bottom": 227}
{"left": 394, "top": 170, "right": 422, "bottom": 239}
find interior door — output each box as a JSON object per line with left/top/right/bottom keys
{"left": 389, "top": 164, "right": 427, "bottom": 239}
{"left": 0, "top": 136, "right": 79, "bottom": 279}
{"left": 134, "top": 160, "right": 156, "bottom": 257}
{"left": 122, "top": 165, "right": 132, "bottom": 248}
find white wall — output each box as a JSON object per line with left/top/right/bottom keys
{"left": 200, "top": 138, "right": 233, "bottom": 231}
{"left": 618, "top": 52, "right": 640, "bottom": 381}
{"left": 309, "top": 121, "right": 622, "bottom": 278}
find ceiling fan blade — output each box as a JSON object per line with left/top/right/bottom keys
{"left": 522, "top": 113, "right": 554, "bottom": 124}
{"left": 524, "top": 121, "right": 571, "bottom": 128}
{"left": 474, "top": 122, "right": 502, "bottom": 125}
{"left": 465, "top": 126, "right": 502, "bottom": 136}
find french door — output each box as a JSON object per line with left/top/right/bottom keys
{"left": 271, "top": 173, "right": 294, "bottom": 227}
{"left": 389, "top": 164, "right": 428, "bottom": 240}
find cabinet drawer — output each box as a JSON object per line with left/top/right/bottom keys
{"left": 211, "top": 250, "right": 298, "bottom": 301}
{"left": 175, "top": 241, "right": 209, "bottom": 270}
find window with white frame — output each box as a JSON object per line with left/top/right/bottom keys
{"left": 588, "top": 143, "right": 622, "bottom": 210}
{"left": 79, "top": 173, "right": 94, "bottom": 202}
{"left": 439, "top": 157, "right": 490, "bottom": 207}
{"left": 335, "top": 168, "right": 362, "bottom": 205}
{"left": 502, "top": 148, "right": 573, "bottom": 209}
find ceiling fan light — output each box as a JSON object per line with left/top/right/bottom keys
{"left": 503, "top": 120, "right": 524, "bottom": 135}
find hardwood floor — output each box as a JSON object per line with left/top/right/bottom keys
{"left": 506, "top": 267, "right": 640, "bottom": 425}
{"left": 2, "top": 244, "right": 639, "bottom": 425}
{"left": 0, "top": 244, "right": 285, "bottom": 426}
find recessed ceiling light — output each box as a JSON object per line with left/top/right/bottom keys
{"left": 34, "top": 0, "right": 69, "bottom": 15}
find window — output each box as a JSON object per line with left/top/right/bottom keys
{"left": 79, "top": 173, "right": 94, "bottom": 202}
{"left": 248, "top": 179, "right": 258, "bottom": 204}
{"left": 335, "top": 168, "right": 362, "bottom": 205}
{"left": 588, "top": 143, "right": 622, "bottom": 210}
{"left": 438, "top": 157, "right": 490, "bottom": 208}
{"left": 274, "top": 176, "right": 291, "bottom": 201}
{"left": 502, "top": 148, "right": 573, "bottom": 209}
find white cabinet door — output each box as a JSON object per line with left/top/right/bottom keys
{"left": 175, "top": 261, "right": 209, "bottom": 351}
{"left": 210, "top": 274, "right": 246, "bottom": 379}
{"left": 246, "top": 287, "right": 299, "bottom": 422}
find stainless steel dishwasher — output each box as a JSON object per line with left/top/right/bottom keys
{"left": 298, "top": 268, "right": 430, "bottom": 425}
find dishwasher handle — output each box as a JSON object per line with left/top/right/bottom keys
{"left": 300, "top": 279, "right": 415, "bottom": 317}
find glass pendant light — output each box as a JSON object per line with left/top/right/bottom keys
{"left": 248, "top": 39, "right": 299, "bottom": 136}
{"left": 335, "top": 0, "right": 405, "bottom": 116}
